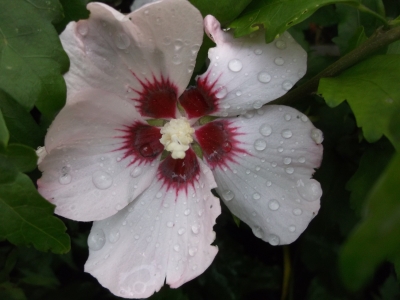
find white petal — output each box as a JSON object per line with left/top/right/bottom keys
{"left": 61, "top": 0, "right": 203, "bottom": 108}
{"left": 198, "top": 105, "right": 323, "bottom": 245}
{"left": 84, "top": 158, "right": 220, "bottom": 298}
{"left": 38, "top": 89, "right": 163, "bottom": 221}
{"left": 200, "top": 15, "right": 307, "bottom": 117}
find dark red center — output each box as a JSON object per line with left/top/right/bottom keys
{"left": 158, "top": 149, "right": 200, "bottom": 192}
{"left": 116, "top": 122, "right": 164, "bottom": 164}
{"left": 130, "top": 73, "right": 178, "bottom": 119}
{"left": 195, "top": 120, "right": 246, "bottom": 170}
{"left": 179, "top": 74, "right": 219, "bottom": 119}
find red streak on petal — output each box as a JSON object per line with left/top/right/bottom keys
{"left": 195, "top": 120, "right": 247, "bottom": 170}
{"left": 179, "top": 73, "right": 221, "bottom": 118}
{"left": 158, "top": 149, "right": 200, "bottom": 193}
{"left": 130, "top": 72, "right": 178, "bottom": 119}
{"left": 116, "top": 121, "right": 163, "bottom": 164}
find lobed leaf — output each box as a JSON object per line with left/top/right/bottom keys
{"left": 0, "top": 108, "right": 9, "bottom": 149}
{"left": 0, "top": 174, "right": 70, "bottom": 254}
{"left": 318, "top": 55, "right": 400, "bottom": 149}
{"left": 229, "top": 0, "right": 360, "bottom": 43}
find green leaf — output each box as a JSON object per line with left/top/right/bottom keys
{"left": 346, "top": 139, "right": 394, "bottom": 215}
{"left": 340, "top": 153, "right": 400, "bottom": 290}
{"left": 190, "top": 0, "right": 252, "bottom": 25}
{"left": 0, "top": 108, "right": 8, "bottom": 149}
{"left": 24, "top": 0, "right": 65, "bottom": 24}
{"left": 229, "top": 0, "right": 360, "bottom": 43}
{"left": 54, "top": 0, "right": 90, "bottom": 33}
{"left": 346, "top": 26, "right": 368, "bottom": 53}
{"left": 3, "top": 144, "right": 38, "bottom": 173}
{"left": 0, "top": 90, "right": 44, "bottom": 148}
{"left": 0, "top": 282, "right": 27, "bottom": 300}
{"left": 0, "top": 173, "right": 70, "bottom": 254}
{"left": 0, "top": 0, "right": 68, "bottom": 120}
{"left": 318, "top": 55, "right": 400, "bottom": 149}
{"left": 0, "top": 154, "right": 19, "bottom": 184}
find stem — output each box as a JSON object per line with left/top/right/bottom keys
{"left": 272, "top": 25, "right": 400, "bottom": 106}
{"left": 281, "top": 246, "right": 291, "bottom": 300}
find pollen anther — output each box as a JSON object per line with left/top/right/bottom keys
{"left": 160, "top": 117, "right": 194, "bottom": 159}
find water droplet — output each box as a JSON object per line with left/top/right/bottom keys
{"left": 278, "top": 147, "right": 284, "bottom": 153}
{"left": 188, "top": 247, "right": 197, "bottom": 256}
{"left": 174, "top": 39, "right": 184, "bottom": 52}
{"left": 253, "top": 193, "right": 261, "bottom": 200}
{"left": 243, "top": 111, "right": 255, "bottom": 119}
{"left": 88, "top": 228, "right": 106, "bottom": 251}
{"left": 222, "top": 141, "right": 232, "bottom": 153}
{"left": 258, "top": 72, "right": 271, "bottom": 83}
{"left": 271, "top": 162, "right": 277, "bottom": 167}
{"left": 293, "top": 208, "right": 303, "bottom": 216}
{"left": 109, "top": 229, "right": 120, "bottom": 243}
{"left": 259, "top": 124, "right": 272, "bottom": 136}
{"left": 268, "top": 199, "right": 280, "bottom": 211}
{"left": 266, "top": 181, "right": 272, "bottom": 187}
{"left": 115, "top": 32, "right": 130, "bottom": 49}
{"left": 275, "top": 40, "right": 287, "bottom": 49}
{"left": 191, "top": 225, "right": 199, "bottom": 234}
{"left": 178, "top": 228, "right": 185, "bottom": 235}
{"left": 297, "top": 179, "right": 322, "bottom": 202}
{"left": 191, "top": 44, "right": 200, "bottom": 55}
{"left": 59, "top": 173, "right": 72, "bottom": 185}
{"left": 311, "top": 128, "right": 324, "bottom": 144}
{"left": 130, "top": 166, "right": 142, "bottom": 178}
{"left": 298, "top": 157, "right": 306, "bottom": 163}
{"left": 284, "top": 157, "right": 292, "bottom": 165}
{"left": 167, "top": 221, "right": 174, "bottom": 228}
{"left": 289, "top": 225, "right": 296, "bottom": 232}
{"left": 282, "top": 80, "right": 293, "bottom": 91}
{"left": 134, "top": 235, "right": 140, "bottom": 240}
{"left": 139, "top": 143, "right": 156, "bottom": 157}
{"left": 274, "top": 57, "right": 284, "bottom": 65}
{"left": 222, "top": 190, "right": 234, "bottom": 201}
{"left": 281, "top": 129, "right": 293, "bottom": 139}
{"left": 172, "top": 54, "right": 182, "bottom": 65}
{"left": 156, "top": 192, "right": 162, "bottom": 199}
{"left": 268, "top": 234, "right": 280, "bottom": 245}
{"left": 173, "top": 244, "right": 180, "bottom": 252}
{"left": 77, "top": 21, "right": 89, "bottom": 36}
{"left": 284, "top": 114, "right": 292, "bottom": 121}
{"left": 254, "top": 139, "right": 267, "bottom": 151}
{"left": 252, "top": 227, "right": 263, "bottom": 239}
{"left": 253, "top": 100, "right": 263, "bottom": 109}
{"left": 301, "top": 115, "right": 308, "bottom": 122}
{"left": 228, "top": 59, "right": 243, "bottom": 72}
{"left": 184, "top": 209, "right": 191, "bottom": 216}
{"left": 235, "top": 90, "right": 242, "bottom": 96}
{"left": 215, "top": 86, "right": 228, "bottom": 99}
{"left": 92, "top": 171, "right": 113, "bottom": 190}
{"left": 285, "top": 167, "right": 294, "bottom": 174}
{"left": 254, "top": 49, "right": 263, "bottom": 55}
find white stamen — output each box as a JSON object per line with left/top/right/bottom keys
{"left": 160, "top": 117, "right": 194, "bottom": 159}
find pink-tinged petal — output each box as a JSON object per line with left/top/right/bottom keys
{"left": 184, "top": 15, "right": 307, "bottom": 118}
{"left": 37, "top": 89, "right": 164, "bottom": 221}
{"left": 84, "top": 157, "right": 220, "bottom": 298}
{"left": 61, "top": 0, "right": 203, "bottom": 118}
{"left": 196, "top": 105, "right": 323, "bottom": 245}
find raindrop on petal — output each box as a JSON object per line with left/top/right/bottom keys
{"left": 268, "top": 199, "right": 280, "bottom": 211}
{"left": 285, "top": 167, "right": 294, "bottom": 174}
{"left": 254, "top": 139, "right": 267, "bottom": 151}
{"left": 258, "top": 72, "right": 271, "bottom": 83}
{"left": 221, "top": 190, "right": 234, "bottom": 201}
{"left": 283, "top": 157, "right": 292, "bottom": 165}
{"left": 282, "top": 80, "right": 293, "bottom": 91}
{"left": 254, "top": 49, "right": 263, "bottom": 55}
{"left": 253, "top": 193, "right": 261, "bottom": 200}
{"left": 130, "top": 167, "right": 142, "bottom": 178}
{"left": 259, "top": 124, "right": 272, "bottom": 136}
{"left": 228, "top": 59, "right": 243, "bottom": 72}
{"left": 215, "top": 86, "right": 228, "bottom": 99}
{"left": 281, "top": 129, "right": 293, "bottom": 139}
{"left": 274, "top": 57, "right": 284, "bottom": 65}
{"left": 109, "top": 229, "right": 120, "bottom": 243}
{"left": 252, "top": 227, "right": 264, "bottom": 239}
{"left": 92, "top": 171, "right": 113, "bottom": 190}
{"left": 115, "top": 32, "right": 130, "bottom": 49}
{"left": 293, "top": 208, "right": 303, "bottom": 216}
{"left": 191, "top": 225, "right": 199, "bottom": 234}
{"left": 88, "top": 228, "right": 106, "bottom": 251}
{"left": 311, "top": 128, "right": 324, "bottom": 144}
{"left": 59, "top": 173, "right": 72, "bottom": 185}
{"left": 275, "top": 40, "right": 287, "bottom": 49}
{"left": 268, "top": 234, "right": 280, "bottom": 245}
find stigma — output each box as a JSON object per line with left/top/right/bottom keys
{"left": 160, "top": 117, "right": 194, "bottom": 159}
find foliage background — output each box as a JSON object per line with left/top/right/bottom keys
{"left": 1, "top": 0, "right": 400, "bottom": 299}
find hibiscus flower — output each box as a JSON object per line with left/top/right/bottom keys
{"left": 37, "top": 0, "right": 323, "bottom": 298}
